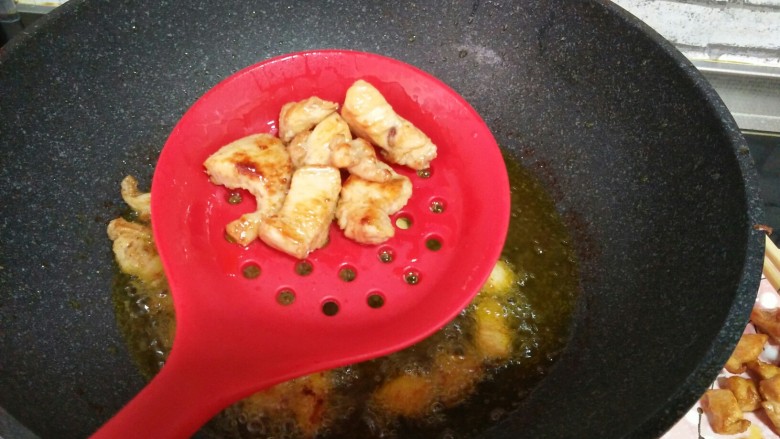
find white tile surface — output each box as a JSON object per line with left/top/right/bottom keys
{"left": 613, "top": 0, "right": 780, "bottom": 67}
{"left": 17, "top": 0, "right": 68, "bottom": 6}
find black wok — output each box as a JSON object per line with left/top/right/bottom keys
{"left": 0, "top": 0, "right": 765, "bottom": 437}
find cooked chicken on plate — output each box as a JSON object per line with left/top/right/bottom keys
{"left": 341, "top": 79, "right": 437, "bottom": 170}
{"left": 203, "top": 133, "right": 293, "bottom": 246}
{"left": 336, "top": 173, "right": 412, "bottom": 245}
{"left": 257, "top": 166, "right": 342, "bottom": 259}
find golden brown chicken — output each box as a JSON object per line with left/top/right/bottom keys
{"left": 748, "top": 360, "right": 780, "bottom": 380}
{"left": 724, "top": 333, "right": 768, "bottom": 374}
{"left": 257, "top": 166, "right": 341, "bottom": 259}
{"left": 720, "top": 376, "right": 761, "bottom": 412}
{"left": 336, "top": 173, "right": 412, "bottom": 245}
{"left": 341, "top": 79, "right": 437, "bottom": 170}
{"left": 287, "top": 112, "right": 352, "bottom": 168}
{"left": 331, "top": 138, "right": 395, "bottom": 183}
{"left": 278, "top": 96, "right": 339, "bottom": 143}
{"left": 237, "top": 372, "right": 333, "bottom": 438}
{"left": 473, "top": 298, "right": 513, "bottom": 361}
{"left": 120, "top": 175, "right": 152, "bottom": 221}
{"left": 203, "top": 133, "right": 293, "bottom": 246}
{"left": 371, "top": 348, "right": 484, "bottom": 419}
{"left": 701, "top": 389, "right": 751, "bottom": 434}
{"left": 107, "top": 217, "right": 167, "bottom": 291}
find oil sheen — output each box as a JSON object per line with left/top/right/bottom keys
{"left": 112, "top": 155, "right": 579, "bottom": 438}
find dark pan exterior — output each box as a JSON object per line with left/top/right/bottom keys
{"left": 0, "top": 0, "right": 764, "bottom": 437}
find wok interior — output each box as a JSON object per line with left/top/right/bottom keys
{"left": 0, "top": 0, "right": 762, "bottom": 438}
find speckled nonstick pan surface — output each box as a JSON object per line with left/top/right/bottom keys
{"left": 0, "top": 0, "right": 765, "bottom": 438}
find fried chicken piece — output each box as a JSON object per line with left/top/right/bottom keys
{"left": 720, "top": 376, "right": 761, "bottom": 412}
{"left": 224, "top": 212, "right": 263, "bottom": 247}
{"left": 120, "top": 176, "right": 151, "bottom": 221}
{"left": 751, "top": 307, "right": 780, "bottom": 341}
{"left": 372, "top": 374, "right": 436, "bottom": 418}
{"left": 701, "top": 389, "right": 751, "bottom": 435}
{"left": 287, "top": 131, "right": 310, "bottom": 169}
{"left": 287, "top": 113, "right": 352, "bottom": 168}
{"left": 763, "top": 401, "right": 780, "bottom": 434}
{"left": 480, "top": 260, "right": 518, "bottom": 298}
{"left": 336, "top": 173, "right": 412, "bottom": 245}
{"left": 278, "top": 97, "right": 339, "bottom": 143}
{"left": 239, "top": 372, "right": 332, "bottom": 438}
{"left": 203, "top": 133, "right": 293, "bottom": 246}
{"left": 724, "top": 334, "right": 768, "bottom": 374}
{"left": 371, "top": 348, "right": 485, "bottom": 419}
{"left": 748, "top": 360, "right": 780, "bottom": 380}
{"left": 332, "top": 138, "right": 395, "bottom": 182}
{"left": 257, "top": 166, "right": 341, "bottom": 259}
{"left": 107, "top": 217, "right": 166, "bottom": 291}
{"left": 341, "top": 79, "right": 437, "bottom": 170}
{"left": 431, "top": 351, "right": 484, "bottom": 407}
{"left": 473, "top": 298, "right": 513, "bottom": 361}
{"left": 760, "top": 375, "right": 780, "bottom": 402}
{"left": 760, "top": 376, "right": 780, "bottom": 434}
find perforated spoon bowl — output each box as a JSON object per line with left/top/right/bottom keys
{"left": 93, "top": 50, "right": 510, "bottom": 438}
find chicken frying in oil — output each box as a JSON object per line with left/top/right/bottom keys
{"left": 107, "top": 176, "right": 166, "bottom": 291}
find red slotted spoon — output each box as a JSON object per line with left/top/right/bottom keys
{"left": 93, "top": 49, "right": 510, "bottom": 438}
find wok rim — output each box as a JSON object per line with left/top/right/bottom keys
{"left": 0, "top": 0, "right": 767, "bottom": 437}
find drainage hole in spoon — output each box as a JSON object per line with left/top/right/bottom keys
{"left": 429, "top": 198, "right": 446, "bottom": 214}
{"left": 241, "top": 262, "right": 262, "bottom": 279}
{"left": 226, "top": 191, "right": 243, "bottom": 205}
{"left": 338, "top": 265, "right": 357, "bottom": 282}
{"left": 321, "top": 299, "right": 340, "bottom": 316}
{"left": 403, "top": 268, "right": 421, "bottom": 285}
{"left": 425, "top": 235, "right": 443, "bottom": 252}
{"left": 416, "top": 167, "right": 432, "bottom": 179}
{"left": 367, "top": 292, "right": 385, "bottom": 309}
{"left": 395, "top": 214, "right": 413, "bottom": 230}
{"left": 377, "top": 247, "right": 395, "bottom": 264}
{"left": 276, "top": 288, "right": 296, "bottom": 306}
{"left": 295, "top": 260, "right": 314, "bottom": 276}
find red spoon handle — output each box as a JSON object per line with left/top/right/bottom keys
{"left": 90, "top": 357, "right": 228, "bottom": 439}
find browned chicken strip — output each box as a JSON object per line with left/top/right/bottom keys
{"left": 120, "top": 175, "right": 151, "bottom": 221}
{"left": 371, "top": 349, "right": 484, "bottom": 419}
{"left": 238, "top": 372, "right": 332, "bottom": 438}
{"left": 257, "top": 166, "right": 341, "bottom": 259}
{"left": 278, "top": 96, "right": 339, "bottom": 143}
{"left": 331, "top": 138, "right": 395, "bottom": 183}
{"left": 287, "top": 112, "right": 352, "bottom": 169}
{"left": 203, "top": 133, "right": 293, "bottom": 246}
{"left": 341, "top": 79, "right": 437, "bottom": 170}
{"left": 336, "top": 173, "right": 412, "bottom": 245}
{"left": 473, "top": 298, "right": 513, "bottom": 361}
{"left": 107, "top": 217, "right": 166, "bottom": 291}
